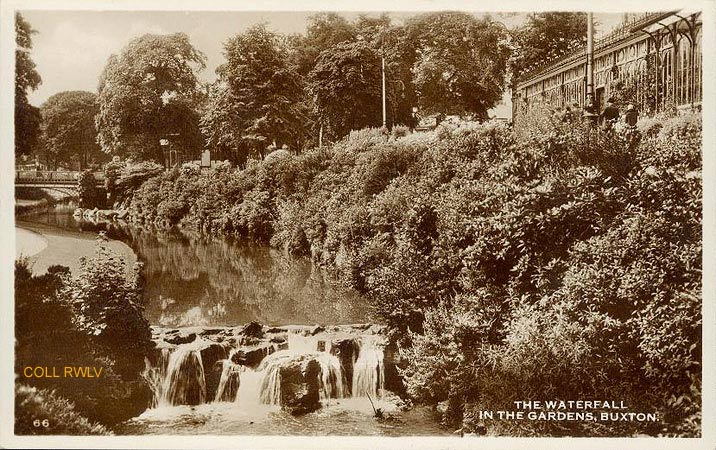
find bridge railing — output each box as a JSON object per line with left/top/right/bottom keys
{"left": 15, "top": 170, "right": 106, "bottom": 184}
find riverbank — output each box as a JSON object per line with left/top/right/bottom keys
{"left": 16, "top": 217, "right": 136, "bottom": 275}
{"left": 15, "top": 187, "right": 75, "bottom": 215}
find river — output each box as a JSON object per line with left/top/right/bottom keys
{"left": 16, "top": 207, "right": 374, "bottom": 327}
{"left": 15, "top": 207, "right": 450, "bottom": 437}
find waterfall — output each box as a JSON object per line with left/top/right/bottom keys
{"left": 145, "top": 330, "right": 386, "bottom": 410}
{"left": 236, "top": 368, "right": 264, "bottom": 408}
{"left": 257, "top": 351, "right": 289, "bottom": 405}
{"left": 316, "top": 352, "right": 347, "bottom": 400}
{"left": 158, "top": 345, "right": 207, "bottom": 407}
{"left": 352, "top": 337, "right": 385, "bottom": 398}
{"left": 252, "top": 335, "right": 347, "bottom": 405}
{"left": 143, "top": 348, "right": 171, "bottom": 408}
{"left": 214, "top": 349, "right": 241, "bottom": 402}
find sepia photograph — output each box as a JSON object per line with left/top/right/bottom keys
{"left": 2, "top": 0, "right": 714, "bottom": 447}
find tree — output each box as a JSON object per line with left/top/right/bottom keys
{"left": 309, "top": 41, "right": 383, "bottom": 140}
{"left": 354, "top": 14, "right": 419, "bottom": 129}
{"left": 96, "top": 33, "right": 206, "bottom": 163}
{"left": 39, "top": 91, "right": 105, "bottom": 170}
{"left": 202, "top": 25, "right": 309, "bottom": 164}
{"left": 15, "top": 241, "right": 154, "bottom": 426}
{"left": 290, "top": 13, "right": 357, "bottom": 77}
{"left": 511, "top": 13, "right": 588, "bottom": 80}
{"left": 407, "top": 12, "right": 510, "bottom": 120}
{"left": 15, "top": 13, "right": 42, "bottom": 157}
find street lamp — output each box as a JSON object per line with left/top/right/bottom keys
{"left": 382, "top": 51, "right": 387, "bottom": 128}
{"left": 584, "top": 12, "right": 598, "bottom": 122}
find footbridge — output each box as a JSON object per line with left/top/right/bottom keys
{"left": 15, "top": 170, "right": 105, "bottom": 195}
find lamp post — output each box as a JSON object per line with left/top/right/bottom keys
{"left": 585, "top": 12, "right": 595, "bottom": 114}
{"left": 382, "top": 53, "right": 387, "bottom": 128}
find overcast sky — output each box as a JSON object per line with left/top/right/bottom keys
{"left": 21, "top": 10, "right": 624, "bottom": 117}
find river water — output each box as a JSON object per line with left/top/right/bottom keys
{"left": 16, "top": 208, "right": 374, "bottom": 327}
{"left": 15, "top": 208, "right": 449, "bottom": 437}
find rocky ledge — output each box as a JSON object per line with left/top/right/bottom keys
{"left": 148, "top": 322, "right": 406, "bottom": 414}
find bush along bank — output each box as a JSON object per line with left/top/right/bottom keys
{"left": 126, "top": 112, "right": 702, "bottom": 436}
{"left": 15, "top": 236, "right": 153, "bottom": 433}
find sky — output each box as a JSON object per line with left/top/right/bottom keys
{"left": 21, "top": 10, "right": 624, "bottom": 118}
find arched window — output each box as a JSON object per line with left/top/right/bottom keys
{"left": 660, "top": 47, "right": 673, "bottom": 107}
{"left": 677, "top": 35, "right": 692, "bottom": 105}
{"left": 694, "top": 27, "right": 702, "bottom": 103}
{"left": 636, "top": 59, "right": 649, "bottom": 109}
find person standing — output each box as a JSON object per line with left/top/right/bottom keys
{"left": 624, "top": 103, "right": 639, "bottom": 127}
{"left": 600, "top": 97, "right": 620, "bottom": 129}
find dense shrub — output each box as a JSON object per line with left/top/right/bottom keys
{"left": 15, "top": 236, "right": 153, "bottom": 429}
{"left": 126, "top": 112, "right": 701, "bottom": 436}
{"left": 77, "top": 170, "right": 104, "bottom": 208}
{"left": 15, "top": 384, "right": 111, "bottom": 435}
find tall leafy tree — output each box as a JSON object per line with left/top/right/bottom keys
{"left": 511, "top": 12, "right": 588, "bottom": 80}
{"left": 39, "top": 91, "right": 105, "bottom": 170}
{"left": 308, "top": 40, "right": 383, "bottom": 140}
{"left": 407, "top": 12, "right": 510, "bottom": 120}
{"left": 290, "top": 13, "right": 357, "bottom": 77}
{"left": 96, "top": 33, "right": 206, "bottom": 163}
{"left": 15, "top": 13, "right": 42, "bottom": 157}
{"left": 202, "top": 24, "right": 309, "bottom": 163}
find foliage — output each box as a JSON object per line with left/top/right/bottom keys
{"left": 201, "top": 25, "right": 310, "bottom": 163}
{"left": 77, "top": 170, "right": 103, "bottom": 209}
{"left": 15, "top": 384, "right": 111, "bottom": 435}
{"left": 406, "top": 12, "right": 510, "bottom": 119}
{"left": 39, "top": 91, "right": 105, "bottom": 170}
{"left": 309, "top": 41, "right": 384, "bottom": 140}
{"left": 510, "top": 12, "right": 587, "bottom": 80}
{"left": 127, "top": 110, "right": 701, "bottom": 436}
{"left": 15, "top": 13, "right": 42, "bottom": 157}
{"left": 105, "top": 160, "right": 164, "bottom": 208}
{"left": 96, "top": 33, "right": 206, "bottom": 162}
{"left": 290, "top": 13, "right": 357, "bottom": 76}
{"left": 14, "top": 240, "right": 153, "bottom": 427}
{"left": 68, "top": 235, "right": 153, "bottom": 377}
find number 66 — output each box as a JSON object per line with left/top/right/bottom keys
{"left": 32, "top": 419, "right": 49, "bottom": 428}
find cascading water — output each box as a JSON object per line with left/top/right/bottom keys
{"left": 254, "top": 334, "right": 347, "bottom": 406}
{"left": 352, "top": 337, "right": 385, "bottom": 398}
{"left": 143, "top": 348, "right": 171, "bottom": 408}
{"left": 214, "top": 349, "right": 242, "bottom": 402}
{"left": 156, "top": 344, "right": 207, "bottom": 407}
{"left": 145, "top": 330, "right": 386, "bottom": 411}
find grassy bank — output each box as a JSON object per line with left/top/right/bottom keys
{"left": 125, "top": 111, "right": 702, "bottom": 436}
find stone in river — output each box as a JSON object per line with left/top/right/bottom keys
{"left": 199, "top": 342, "right": 229, "bottom": 400}
{"left": 383, "top": 341, "right": 406, "bottom": 396}
{"left": 279, "top": 355, "right": 321, "bottom": 415}
{"left": 240, "top": 321, "right": 264, "bottom": 339}
{"left": 231, "top": 342, "right": 275, "bottom": 368}
{"left": 165, "top": 332, "right": 197, "bottom": 345}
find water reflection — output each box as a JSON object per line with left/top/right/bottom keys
{"left": 20, "top": 210, "right": 374, "bottom": 327}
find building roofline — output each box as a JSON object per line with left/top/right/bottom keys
{"left": 515, "top": 11, "right": 676, "bottom": 86}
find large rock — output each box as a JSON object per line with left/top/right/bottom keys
{"left": 383, "top": 342, "right": 406, "bottom": 396}
{"left": 231, "top": 342, "right": 275, "bottom": 368}
{"left": 199, "top": 343, "right": 229, "bottom": 400}
{"left": 240, "top": 321, "right": 264, "bottom": 339}
{"left": 279, "top": 355, "right": 321, "bottom": 415}
{"left": 165, "top": 332, "right": 196, "bottom": 345}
